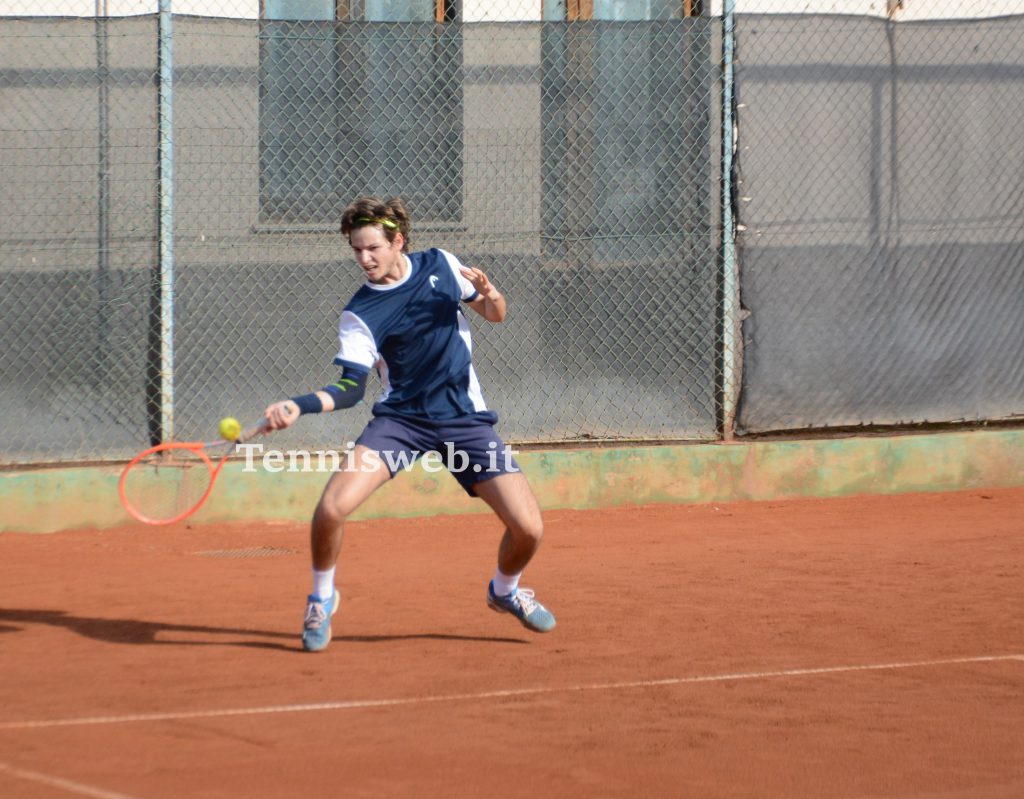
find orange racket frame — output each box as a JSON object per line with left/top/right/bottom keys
{"left": 118, "top": 420, "right": 267, "bottom": 526}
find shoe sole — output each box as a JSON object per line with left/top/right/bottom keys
{"left": 302, "top": 589, "right": 340, "bottom": 652}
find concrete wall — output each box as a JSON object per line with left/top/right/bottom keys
{"left": 3, "top": 427, "right": 1022, "bottom": 533}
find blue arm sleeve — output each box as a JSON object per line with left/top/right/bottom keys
{"left": 290, "top": 366, "right": 368, "bottom": 415}
{"left": 322, "top": 367, "right": 368, "bottom": 410}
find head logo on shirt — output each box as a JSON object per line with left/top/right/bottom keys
{"left": 429, "top": 275, "right": 440, "bottom": 289}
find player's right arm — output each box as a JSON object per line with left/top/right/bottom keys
{"left": 264, "top": 310, "right": 377, "bottom": 431}
{"left": 263, "top": 368, "right": 368, "bottom": 431}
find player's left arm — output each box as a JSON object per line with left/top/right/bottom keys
{"left": 461, "top": 266, "right": 507, "bottom": 323}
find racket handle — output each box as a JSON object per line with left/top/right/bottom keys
{"left": 239, "top": 418, "right": 270, "bottom": 443}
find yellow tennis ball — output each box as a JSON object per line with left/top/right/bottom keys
{"left": 218, "top": 416, "right": 242, "bottom": 441}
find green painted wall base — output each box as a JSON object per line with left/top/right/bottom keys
{"left": 2, "top": 428, "right": 1022, "bottom": 534}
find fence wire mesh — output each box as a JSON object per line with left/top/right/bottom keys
{"left": 1, "top": 1, "right": 719, "bottom": 463}
{"left": 1, "top": 1, "right": 1022, "bottom": 466}
{"left": 733, "top": 6, "right": 1024, "bottom": 431}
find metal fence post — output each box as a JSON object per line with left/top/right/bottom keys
{"left": 95, "top": 1, "right": 111, "bottom": 390}
{"left": 720, "top": 0, "right": 740, "bottom": 441}
{"left": 158, "top": 0, "right": 175, "bottom": 443}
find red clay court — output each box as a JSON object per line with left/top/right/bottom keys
{"left": 1, "top": 486, "right": 1022, "bottom": 798}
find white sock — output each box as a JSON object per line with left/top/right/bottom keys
{"left": 312, "top": 567, "right": 336, "bottom": 600}
{"left": 491, "top": 569, "right": 521, "bottom": 597}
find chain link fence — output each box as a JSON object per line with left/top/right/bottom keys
{"left": 1, "top": 1, "right": 1022, "bottom": 465}
{"left": 733, "top": 4, "right": 1024, "bottom": 432}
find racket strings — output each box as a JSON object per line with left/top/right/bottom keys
{"left": 120, "top": 448, "right": 215, "bottom": 524}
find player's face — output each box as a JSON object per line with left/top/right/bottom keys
{"left": 349, "top": 225, "right": 406, "bottom": 285}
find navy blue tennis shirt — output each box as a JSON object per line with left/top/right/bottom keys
{"left": 333, "top": 247, "right": 490, "bottom": 420}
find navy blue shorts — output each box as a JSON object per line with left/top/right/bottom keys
{"left": 354, "top": 411, "right": 520, "bottom": 496}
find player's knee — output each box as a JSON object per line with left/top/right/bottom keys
{"left": 315, "top": 491, "right": 354, "bottom": 526}
{"left": 516, "top": 514, "right": 544, "bottom": 547}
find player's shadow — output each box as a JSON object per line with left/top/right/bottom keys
{"left": 0, "top": 607, "right": 294, "bottom": 650}
{"left": 0, "top": 608, "right": 527, "bottom": 650}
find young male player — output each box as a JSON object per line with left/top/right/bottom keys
{"left": 263, "top": 196, "right": 555, "bottom": 652}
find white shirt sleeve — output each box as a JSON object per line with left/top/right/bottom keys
{"left": 334, "top": 310, "right": 378, "bottom": 372}
{"left": 440, "top": 249, "right": 479, "bottom": 301}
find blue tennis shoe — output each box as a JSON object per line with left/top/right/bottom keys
{"left": 302, "top": 589, "right": 339, "bottom": 652}
{"left": 487, "top": 582, "right": 556, "bottom": 633}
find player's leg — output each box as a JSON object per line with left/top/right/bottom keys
{"left": 301, "top": 445, "right": 391, "bottom": 652}
{"left": 471, "top": 472, "right": 556, "bottom": 634}
{"left": 302, "top": 414, "right": 434, "bottom": 651}
{"left": 471, "top": 471, "right": 544, "bottom": 576}
{"left": 436, "top": 414, "right": 556, "bottom": 633}
{"left": 311, "top": 446, "right": 391, "bottom": 570}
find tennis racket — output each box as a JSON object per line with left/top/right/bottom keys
{"left": 118, "top": 419, "right": 269, "bottom": 526}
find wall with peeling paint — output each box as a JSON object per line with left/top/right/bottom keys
{"left": 3, "top": 427, "right": 1022, "bottom": 533}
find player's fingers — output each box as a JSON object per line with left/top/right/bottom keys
{"left": 461, "top": 267, "right": 491, "bottom": 292}
{"left": 265, "top": 403, "right": 290, "bottom": 430}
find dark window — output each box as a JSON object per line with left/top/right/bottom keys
{"left": 543, "top": 1, "right": 702, "bottom": 20}
{"left": 259, "top": 0, "right": 462, "bottom": 224}
{"left": 541, "top": 0, "right": 710, "bottom": 263}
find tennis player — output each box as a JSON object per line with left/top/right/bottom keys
{"left": 263, "top": 196, "right": 556, "bottom": 652}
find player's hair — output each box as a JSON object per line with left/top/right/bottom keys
{"left": 340, "top": 196, "right": 411, "bottom": 252}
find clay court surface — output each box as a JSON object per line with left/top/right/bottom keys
{"left": 1, "top": 486, "right": 1022, "bottom": 798}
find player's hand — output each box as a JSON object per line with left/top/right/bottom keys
{"left": 460, "top": 266, "right": 500, "bottom": 301}
{"left": 264, "top": 400, "right": 300, "bottom": 431}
